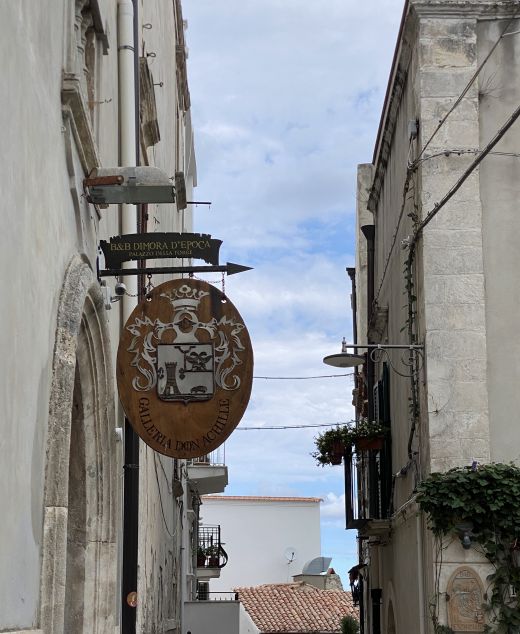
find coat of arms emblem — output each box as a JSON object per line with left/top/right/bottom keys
{"left": 157, "top": 343, "right": 214, "bottom": 402}
{"left": 126, "top": 283, "right": 245, "bottom": 403}
{"left": 116, "top": 278, "right": 253, "bottom": 459}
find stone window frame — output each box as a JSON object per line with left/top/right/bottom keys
{"left": 62, "top": 0, "right": 109, "bottom": 175}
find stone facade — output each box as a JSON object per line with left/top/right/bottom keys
{"left": 0, "top": 1, "right": 198, "bottom": 632}
{"left": 354, "top": 1, "right": 520, "bottom": 632}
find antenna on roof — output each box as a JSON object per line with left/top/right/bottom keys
{"left": 284, "top": 547, "right": 297, "bottom": 564}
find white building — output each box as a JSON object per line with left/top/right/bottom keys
{"left": 0, "top": 1, "right": 226, "bottom": 632}
{"left": 199, "top": 496, "right": 322, "bottom": 595}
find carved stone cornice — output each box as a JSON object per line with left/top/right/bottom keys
{"left": 62, "top": 75, "right": 100, "bottom": 175}
{"left": 411, "top": 0, "right": 519, "bottom": 19}
{"left": 368, "top": 11, "right": 417, "bottom": 213}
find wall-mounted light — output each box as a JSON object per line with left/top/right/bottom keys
{"left": 83, "top": 166, "right": 175, "bottom": 207}
{"left": 323, "top": 338, "right": 364, "bottom": 368}
{"left": 323, "top": 339, "right": 424, "bottom": 377}
{"left": 455, "top": 522, "right": 474, "bottom": 550}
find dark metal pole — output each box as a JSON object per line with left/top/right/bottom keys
{"left": 345, "top": 267, "right": 357, "bottom": 529}
{"left": 121, "top": 2, "right": 140, "bottom": 632}
{"left": 371, "top": 588, "right": 382, "bottom": 634}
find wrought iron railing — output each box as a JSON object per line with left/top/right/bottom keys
{"left": 189, "top": 445, "right": 226, "bottom": 466}
{"left": 196, "top": 524, "right": 228, "bottom": 569}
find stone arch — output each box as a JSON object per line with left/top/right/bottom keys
{"left": 387, "top": 601, "right": 396, "bottom": 634}
{"left": 39, "top": 255, "right": 119, "bottom": 634}
{"left": 385, "top": 581, "right": 398, "bottom": 634}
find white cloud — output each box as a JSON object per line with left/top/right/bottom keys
{"left": 183, "top": 0, "right": 404, "bottom": 571}
{"left": 321, "top": 493, "right": 347, "bottom": 519}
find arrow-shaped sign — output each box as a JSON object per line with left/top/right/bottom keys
{"left": 98, "top": 262, "right": 253, "bottom": 278}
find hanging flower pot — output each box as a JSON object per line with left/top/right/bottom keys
{"left": 355, "top": 436, "right": 384, "bottom": 451}
{"left": 312, "top": 421, "right": 387, "bottom": 466}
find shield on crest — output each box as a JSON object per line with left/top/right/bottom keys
{"left": 157, "top": 343, "right": 214, "bottom": 403}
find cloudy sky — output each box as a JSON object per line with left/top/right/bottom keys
{"left": 183, "top": 0, "right": 404, "bottom": 582}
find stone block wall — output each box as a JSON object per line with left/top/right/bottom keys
{"left": 415, "top": 11, "right": 491, "bottom": 473}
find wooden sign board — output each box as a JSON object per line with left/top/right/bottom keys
{"left": 117, "top": 279, "right": 253, "bottom": 458}
{"left": 100, "top": 232, "right": 222, "bottom": 269}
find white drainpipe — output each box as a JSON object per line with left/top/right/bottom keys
{"left": 118, "top": 0, "right": 137, "bottom": 319}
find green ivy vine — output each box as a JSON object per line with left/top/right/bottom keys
{"left": 416, "top": 463, "right": 520, "bottom": 633}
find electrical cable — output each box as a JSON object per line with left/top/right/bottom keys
{"left": 412, "top": 100, "right": 520, "bottom": 242}
{"left": 237, "top": 421, "right": 356, "bottom": 431}
{"left": 413, "top": 148, "right": 520, "bottom": 166}
{"left": 372, "top": 7, "right": 520, "bottom": 307}
{"left": 418, "top": 7, "right": 520, "bottom": 159}
{"left": 253, "top": 373, "right": 354, "bottom": 380}
{"left": 153, "top": 453, "right": 174, "bottom": 537}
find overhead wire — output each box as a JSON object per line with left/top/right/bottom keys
{"left": 413, "top": 148, "right": 520, "bottom": 166}
{"left": 237, "top": 421, "right": 356, "bottom": 431}
{"left": 373, "top": 10, "right": 520, "bottom": 307}
{"left": 253, "top": 373, "right": 354, "bottom": 380}
{"left": 412, "top": 100, "right": 520, "bottom": 242}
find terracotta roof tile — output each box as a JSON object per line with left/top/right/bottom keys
{"left": 235, "top": 582, "right": 359, "bottom": 633}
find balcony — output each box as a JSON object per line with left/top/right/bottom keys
{"left": 187, "top": 447, "right": 228, "bottom": 495}
{"left": 345, "top": 445, "right": 391, "bottom": 538}
{"left": 196, "top": 525, "right": 228, "bottom": 580}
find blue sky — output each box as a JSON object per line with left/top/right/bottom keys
{"left": 183, "top": 0, "right": 404, "bottom": 583}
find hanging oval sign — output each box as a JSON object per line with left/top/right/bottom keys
{"left": 117, "top": 278, "right": 253, "bottom": 458}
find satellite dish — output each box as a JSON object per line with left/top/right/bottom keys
{"left": 302, "top": 556, "right": 332, "bottom": 575}
{"left": 284, "top": 547, "right": 297, "bottom": 563}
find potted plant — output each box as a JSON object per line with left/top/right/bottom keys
{"left": 353, "top": 419, "right": 387, "bottom": 451}
{"left": 341, "top": 615, "right": 360, "bottom": 634}
{"left": 312, "top": 420, "right": 388, "bottom": 466}
{"left": 312, "top": 426, "right": 350, "bottom": 466}
{"left": 206, "top": 545, "right": 220, "bottom": 568}
{"left": 196, "top": 546, "right": 206, "bottom": 568}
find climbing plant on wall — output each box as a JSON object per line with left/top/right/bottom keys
{"left": 416, "top": 463, "right": 520, "bottom": 633}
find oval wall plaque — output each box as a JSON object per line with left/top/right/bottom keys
{"left": 117, "top": 279, "right": 253, "bottom": 458}
{"left": 447, "top": 566, "right": 485, "bottom": 632}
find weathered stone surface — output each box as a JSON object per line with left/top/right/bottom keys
{"left": 420, "top": 18, "right": 475, "bottom": 40}
{"left": 44, "top": 256, "right": 93, "bottom": 509}
{"left": 429, "top": 410, "right": 489, "bottom": 439}
{"left": 425, "top": 330, "right": 487, "bottom": 359}
{"left": 423, "top": 246, "right": 483, "bottom": 275}
{"left": 425, "top": 304, "right": 486, "bottom": 331}
{"left": 420, "top": 68, "right": 478, "bottom": 98}
{"left": 421, "top": 189, "right": 482, "bottom": 229}
{"left": 443, "top": 275, "right": 485, "bottom": 304}
{"left": 40, "top": 506, "right": 68, "bottom": 634}
{"left": 429, "top": 437, "right": 490, "bottom": 461}
{"left": 420, "top": 94, "right": 478, "bottom": 122}
{"left": 423, "top": 228, "right": 482, "bottom": 248}
{"left": 420, "top": 38, "right": 477, "bottom": 68}
{"left": 40, "top": 255, "right": 118, "bottom": 634}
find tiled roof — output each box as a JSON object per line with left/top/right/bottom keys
{"left": 235, "top": 582, "right": 358, "bottom": 633}
{"left": 201, "top": 495, "right": 322, "bottom": 503}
